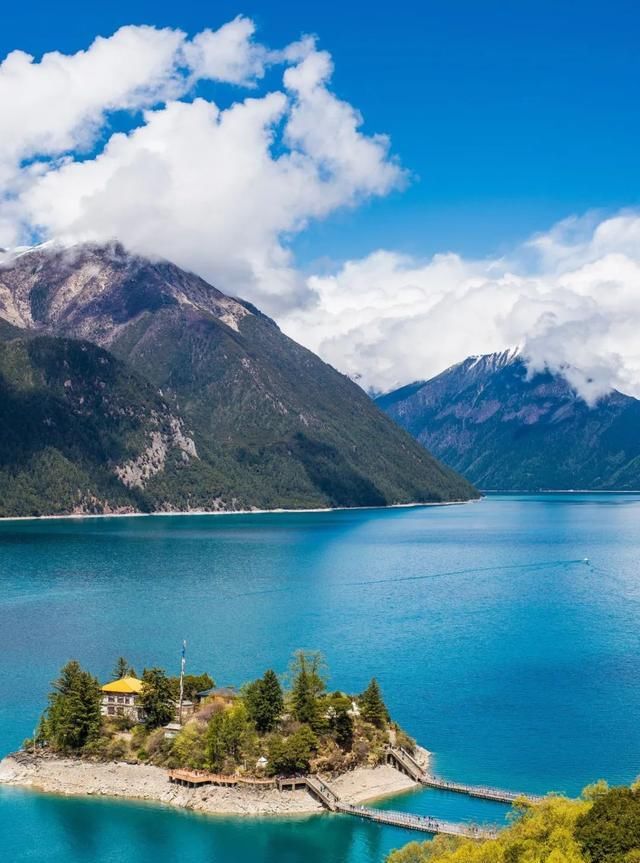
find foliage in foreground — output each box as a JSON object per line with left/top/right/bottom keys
{"left": 387, "top": 782, "right": 640, "bottom": 863}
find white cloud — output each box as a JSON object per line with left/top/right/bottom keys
{"left": 1, "top": 20, "right": 638, "bottom": 405}
{"left": 183, "top": 16, "right": 268, "bottom": 86}
{"left": 280, "top": 211, "right": 640, "bottom": 403}
{"left": 0, "top": 25, "right": 185, "bottom": 186}
{"left": 0, "top": 20, "right": 404, "bottom": 313}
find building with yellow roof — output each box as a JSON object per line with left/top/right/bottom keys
{"left": 101, "top": 676, "right": 145, "bottom": 722}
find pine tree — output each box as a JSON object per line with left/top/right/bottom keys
{"left": 333, "top": 707, "right": 354, "bottom": 750}
{"left": 40, "top": 660, "right": 102, "bottom": 752}
{"left": 245, "top": 669, "right": 284, "bottom": 733}
{"left": 359, "top": 677, "right": 389, "bottom": 729}
{"left": 290, "top": 651, "right": 326, "bottom": 730}
{"left": 140, "top": 667, "right": 174, "bottom": 729}
{"left": 261, "top": 669, "right": 284, "bottom": 726}
{"left": 113, "top": 657, "right": 136, "bottom": 680}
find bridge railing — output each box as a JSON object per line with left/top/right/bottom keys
{"left": 337, "top": 802, "right": 499, "bottom": 839}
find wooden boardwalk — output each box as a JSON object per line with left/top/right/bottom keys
{"left": 169, "top": 769, "right": 276, "bottom": 789}
{"left": 168, "top": 747, "right": 543, "bottom": 838}
{"left": 385, "top": 747, "right": 542, "bottom": 805}
{"left": 336, "top": 801, "right": 499, "bottom": 838}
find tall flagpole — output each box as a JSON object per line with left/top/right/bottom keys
{"left": 178, "top": 639, "right": 186, "bottom": 724}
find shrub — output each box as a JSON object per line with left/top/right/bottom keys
{"left": 267, "top": 725, "right": 318, "bottom": 775}
{"left": 575, "top": 786, "right": 640, "bottom": 863}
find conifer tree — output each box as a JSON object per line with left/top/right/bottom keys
{"left": 245, "top": 669, "right": 284, "bottom": 733}
{"left": 333, "top": 706, "right": 354, "bottom": 750}
{"left": 290, "top": 651, "right": 326, "bottom": 730}
{"left": 40, "top": 660, "right": 102, "bottom": 752}
{"left": 359, "top": 677, "right": 389, "bottom": 729}
{"left": 113, "top": 657, "right": 136, "bottom": 680}
{"left": 140, "top": 667, "right": 174, "bottom": 729}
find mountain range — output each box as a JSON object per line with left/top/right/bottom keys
{"left": 0, "top": 243, "right": 477, "bottom": 517}
{"left": 377, "top": 349, "right": 640, "bottom": 491}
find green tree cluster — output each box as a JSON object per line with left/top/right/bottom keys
{"left": 37, "top": 651, "right": 400, "bottom": 780}
{"left": 575, "top": 784, "right": 640, "bottom": 863}
{"left": 205, "top": 703, "right": 254, "bottom": 771}
{"left": 168, "top": 673, "right": 215, "bottom": 702}
{"left": 245, "top": 669, "right": 284, "bottom": 733}
{"left": 267, "top": 726, "right": 318, "bottom": 775}
{"left": 39, "top": 660, "right": 101, "bottom": 752}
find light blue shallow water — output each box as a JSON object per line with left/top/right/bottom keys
{"left": 1, "top": 494, "right": 640, "bottom": 862}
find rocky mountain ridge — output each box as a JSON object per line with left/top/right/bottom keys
{"left": 377, "top": 350, "right": 640, "bottom": 491}
{"left": 0, "top": 243, "right": 478, "bottom": 516}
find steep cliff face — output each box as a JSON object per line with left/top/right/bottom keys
{"left": 377, "top": 350, "right": 640, "bottom": 491}
{"left": 0, "top": 243, "right": 478, "bottom": 516}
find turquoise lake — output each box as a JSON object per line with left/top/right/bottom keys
{"left": 1, "top": 494, "right": 640, "bottom": 862}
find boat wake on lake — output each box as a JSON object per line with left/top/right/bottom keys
{"left": 229, "top": 558, "right": 594, "bottom": 597}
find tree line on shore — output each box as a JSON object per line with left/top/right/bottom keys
{"left": 32, "top": 651, "right": 412, "bottom": 777}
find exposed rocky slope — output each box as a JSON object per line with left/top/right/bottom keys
{"left": 0, "top": 243, "right": 477, "bottom": 515}
{"left": 0, "top": 335, "right": 201, "bottom": 517}
{"left": 377, "top": 350, "right": 640, "bottom": 491}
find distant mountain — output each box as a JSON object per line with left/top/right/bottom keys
{"left": 377, "top": 349, "right": 640, "bottom": 491}
{"left": 0, "top": 243, "right": 477, "bottom": 516}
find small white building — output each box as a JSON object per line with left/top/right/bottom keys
{"left": 348, "top": 700, "right": 361, "bottom": 718}
{"left": 163, "top": 722, "right": 182, "bottom": 740}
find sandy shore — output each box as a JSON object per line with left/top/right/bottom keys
{"left": 0, "top": 749, "right": 430, "bottom": 816}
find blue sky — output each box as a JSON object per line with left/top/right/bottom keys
{"left": 2, "top": 0, "right": 639, "bottom": 266}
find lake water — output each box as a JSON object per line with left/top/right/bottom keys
{"left": 1, "top": 494, "right": 640, "bottom": 862}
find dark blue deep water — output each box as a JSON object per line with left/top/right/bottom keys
{"left": 1, "top": 494, "right": 640, "bottom": 862}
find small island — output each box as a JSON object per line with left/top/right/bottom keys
{"left": 0, "top": 651, "right": 430, "bottom": 817}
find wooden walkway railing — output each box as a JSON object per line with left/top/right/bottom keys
{"left": 336, "top": 802, "right": 499, "bottom": 838}
{"left": 169, "top": 769, "right": 276, "bottom": 789}
{"left": 168, "top": 749, "right": 543, "bottom": 837}
{"left": 385, "top": 747, "right": 542, "bottom": 805}
{"left": 305, "top": 774, "right": 341, "bottom": 811}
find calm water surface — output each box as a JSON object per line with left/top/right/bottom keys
{"left": 1, "top": 495, "right": 640, "bottom": 862}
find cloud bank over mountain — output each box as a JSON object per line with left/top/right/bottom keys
{"left": 282, "top": 211, "right": 640, "bottom": 403}
{"left": 1, "top": 17, "right": 638, "bottom": 403}
{"left": 0, "top": 17, "right": 402, "bottom": 314}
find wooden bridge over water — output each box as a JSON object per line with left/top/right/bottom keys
{"left": 303, "top": 773, "right": 500, "bottom": 838}
{"left": 169, "top": 746, "right": 541, "bottom": 838}
{"left": 384, "top": 746, "right": 542, "bottom": 805}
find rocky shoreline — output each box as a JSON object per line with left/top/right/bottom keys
{"left": 0, "top": 747, "right": 431, "bottom": 817}
{"left": 0, "top": 500, "right": 477, "bottom": 523}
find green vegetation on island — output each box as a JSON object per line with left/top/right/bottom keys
{"left": 387, "top": 781, "right": 640, "bottom": 863}
{"left": 30, "top": 651, "right": 416, "bottom": 778}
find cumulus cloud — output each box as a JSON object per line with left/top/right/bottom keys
{"left": 1, "top": 20, "right": 637, "bottom": 404}
{"left": 0, "top": 18, "right": 403, "bottom": 312}
{"left": 280, "top": 211, "right": 640, "bottom": 404}
{"left": 183, "top": 17, "right": 268, "bottom": 85}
